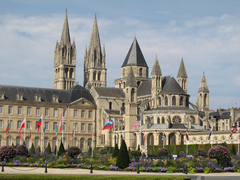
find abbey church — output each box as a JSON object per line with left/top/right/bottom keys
{"left": 0, "top": 11, "right": 239, "bottom": 152}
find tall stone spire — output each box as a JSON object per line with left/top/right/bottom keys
{"left": 151, "top": 55, "right": 162, "bottom": 76}
{"left": 177, "top": 58, "right": 188, "bottom": 93}
{"left": 60, "top": 9, "right": 71, "bottom": 46}
{"left": 198, "top": 72, "right": 209, "bottom": 93}
{"left": 54, "top": 10, "right": 76, "bottom": 90}
{"left": 84, "top": 14, "right": 106, "bottom": 88}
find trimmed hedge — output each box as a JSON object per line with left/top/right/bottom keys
{"left": 148, "top": 143, "right": 239, "bottom": 156}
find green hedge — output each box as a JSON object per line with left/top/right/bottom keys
{"left": 148, "top": 143, "right": 239, "bottom": 155}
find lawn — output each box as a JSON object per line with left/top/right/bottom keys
{"left": 0, "top": 174, "right": 191, "bottom": 180}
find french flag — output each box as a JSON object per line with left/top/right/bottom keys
{"left": 102, "top": 119, "right": 114, "bottom": 130}
{"left": 36, "top": 116, "right": 42, "bottom": 133}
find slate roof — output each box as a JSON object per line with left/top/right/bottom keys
{"left": 137, "top": 79, "right": 151, "bottom": 97}
{"left": 94, "top": 87, "right": 125, "bottom": 98}
{"left": 177, "top": 58, "right": 188, "bottom": 78}
{"left": 169, "top": 123, "right": 187, "bottom": 129}
{"left": 151, "top": 55, "right": 162, "bottom": 76}
{"left": 0, "top": 84, "right": 95, "bottom": 104}
{"left": 161, "top": 76, "right": 186, "bottom": 94}
{"left": 219, "top": 111, "right": 230, "bottom": 119}
{"left": 122, "top": 37, "right": 148, "bottom": 67}
{"left": 191, "top": 125, "right": 204, "bottom": 129}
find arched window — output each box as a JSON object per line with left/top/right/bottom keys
{"left": 65, "top": 68, "right": 68, "bottom": 78}
{"left": 7, "top": 136, "right": 11, "bottom": 146}
{"left": 69, "top": 68, "right": 73, "bottom": 78}
{"left": 139, "top": 68, "right": 142, "bottom": 76}
{"left": 109, "top": 102, "right": 112, "bottom": 110}
{"left": 172, "top": 96, "right": 176, "bottom": 106}
{"left": 93, "top": 71, "right": 97, "bottom": 80}
{"left": 180, "top": 96, "right": 183, "bottom": 106}
{"left": 98, "top": 72, "right": 101, "bottom": 80}
{"left": 162, "top": 117, "right": 165, "bottom": 124}
{"left": 204, "top": 94, "right": 207, "bottom": 107}
{"left": 165, "top": 96, "right": 168, "bottom": 106}
{"left": 157, "top": 117, "right": 160, "bottom": 124}
{"left": 26, "top": 137, "right": 30, "bottom": 148}
{"left": 35, "top": 137, "right": 39, "bottom": 149}
{"left": 88, "top": 139, "right": 92, "bottom": 148}
{"left": 131, "top": 88, "right": 135, "bottom": 102}
{"left": 158, "top": 97, "right": 161, "bottom": 106}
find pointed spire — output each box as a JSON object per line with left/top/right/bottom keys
{"left": 198, "top": 72, "right": 209, "bottom": 93}
{"left": 151, "top": 55, "right": 162, "bottom": 76}
{"left": 126, "top": 66, "right": 137, "bottom": 87}
{"left": 89, "top": 13, "right": 101, "bottom": 51}
{"left": 177, "top": 58, "right": 188, "bottom": 78}
{"left": 60, "top": 9, "right": 71, "bottom": 46}
{"left": 122, "top": 37, "right": 148, "bottom": 67}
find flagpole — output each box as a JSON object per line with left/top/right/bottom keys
{"left": 140, "top": 112, "right": 142, "bottom": 152}
{"left": 91, "top": 120, "right": 94, "bottom": 157}
{"left": 62, "top": 112, "right": 63, "bottom": 145}
{"left": 24, "top": 117, "right": 26, "bottom": 142}
{"left": 163, "top": 130, "right": 164, "bottom": 148}
{"left": 41, "top": 114, "right": 43, "bottom": 153}
{"left": 238, "top": 122, "right": 239, "bottom": 154}
{"left": 113, "top": 118, "right": 115, "bottom": 146}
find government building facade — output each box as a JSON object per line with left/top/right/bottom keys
{"left": 0, "top": 11, "right": 239, "bottom": 153}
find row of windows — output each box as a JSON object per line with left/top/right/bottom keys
{"left": 0, "top": 106, "right": 92, "bottom": 118}
{"left": 0, "top": 137, "right": 91, "bottom": 150}
{"left": 157, "top": 96, "right": 189, "bottom": 106}
{"left": 0, "top": 120, "right": 92, "bottom": 132}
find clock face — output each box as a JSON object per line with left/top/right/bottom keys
{"left": 172, "top": 116, "right": 181, "bottom": 124}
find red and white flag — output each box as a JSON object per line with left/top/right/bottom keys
{"left": 18, "top": 118, "right": 26, "bottom": 138}
{"left": 131, "top": 119, "right": 141, "bottom": 132}
{"left": 59, "top": 112, "right": 63, "bottom": 132}
{"left": 186, "top": 128, "right": 189, "bottom": 141}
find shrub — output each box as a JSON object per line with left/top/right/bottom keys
{"left": 157, "top": 147, "right": 169, "bottom": 156}
{"left": 88, "top": 146, "right": 92, "bottom": 157}
{"left": 98, "top": 148, "right": 108, "bottom": 154}
{"left": 112, "top": 144, "right": 119, "bottom": 158}
{"left": 116, "top": 139, "right": 130, "bottom": 169}
{"left": 68, "top": 146, "right": 81, "bottom": 159}
{"left": 29, "top": 143, "right": 35, "bottom": 154}
{"left": 197, "top": 148, "right": 207, "bottom": 157}
{"left": 130, "top": 150, "right": 141, "bottom": 158}
{"left": 45, "top": 142, "right": 52, "bottom": 154}
{"left": 16, "top": 145, "right": 28, "bottom": 156}
{"left": 58, "top": 141, "right": 65, "bottom": 156}
{"left": 231, "top": 145, "right": 236, "bottom": 155}
{"left": 36, "top": 146, "right": 41, "bottom": 152}
{"left": 0, "top": 146, "right": 16, "bottom": 161}
{"left": 208, "top": 145, "right": 231, "bottom": 166}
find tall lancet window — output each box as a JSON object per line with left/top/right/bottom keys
{"left": 131, "top": 88, "right": 135, "bottom": 102}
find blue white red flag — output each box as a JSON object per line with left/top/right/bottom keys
{"left": 208, "top": 127, "right": 212, "bottom": 140}
{"left": 102, "top": 119, "right": 114, "bottom": 130}
{"left": 37, "top": 116, "right": 42, "bottom": 133}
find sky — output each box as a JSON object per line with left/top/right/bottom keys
{"left": 0, "top": 0, "right": 240, "bottom": 111}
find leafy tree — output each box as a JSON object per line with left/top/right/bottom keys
{"left": 112, "top": 144, "right": 119, "bottom": 158}
{"left": 58, "top": 141, "right": 65, "bottom": 156}
{"left": 45, "top": 142, "right": 52, "bottom": 154}
{"left": 130, "top": 150, "right": 141, "bottom": 158}
{"left": 29, "top": 143, "right": 35, "bottom": 154}
{"left": 197, "top": 148, "right": 207, "bottom": 157}
{"left": 0, "top": 146, "right": 16, "bottom": 161}
{"left": 68, "top": 146, "right": 82, "bottom": 158}
{"left": 208, "top": 145, "right": 231, "bottom": 166}
{"left": 16, "top": 145, "right": 28, "bottom": 156}
{"left": 36, "top": 146, "right": 41, "bottom": 153}
{"left": 157, "top": 147, "right": 169, "bottom": 157}
{"left": 116, "top": 140, "right": 130, "bottom": 169}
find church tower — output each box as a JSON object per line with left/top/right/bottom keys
{"left": 124, "top": 66, "right": 138, "bottom": 149}
{"left": 114, "top": 37, "right": 148, "bottom": 89}
{"left": 84, "top": 14, "right": 106, "bottom": 88}
{"left": 151, "top": 55, "right": 162, "bottom": 108}
{"left": 54, "top": 10, "right": 76, "bottom": 90}
{"left": 198, "top": 72, "right": 209, "bottom": 111}
{"left": 177, "top": 58, "right": 188, "bottom": 93}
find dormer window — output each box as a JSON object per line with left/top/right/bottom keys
{"left": 52, "top": 95, "right": 59, "bottom": 103}
{"left": 35, "top": 94, "right": 41, "bottom": 102}
{"left": 17, "top": 93, "right": 23, "bottom": 101}
{"left": 0, "top": 92, "right": 5, "bottom": 100}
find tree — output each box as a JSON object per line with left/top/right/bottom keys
{"left": 116, "top": 140, "right": 130, "bottom": 169}
{"left": 88, "top": 146, "right": 92, "bottom": 157}
{"left": 36, "top": 146, "right": 41, "bottom": 153}
{"left": 0, "top": 146, "right": 16, "bottom": 161}
{"left": 231, "top": 145, "right": 236, "bottom": 155}
{"left": 16, "top": 145, "right": 28, "bottom": 156}
{"left": 112, "top": 144, "right": 119, "bottom": 158}
{"left": 68, "top": 146, "right": 82, "bottom": 158}
{"left": 208, "top": 145, "right": 231, "bottom": 166}
{"left": 58, "top": 141, "right": 65, "bottom": 156}
{"left": 29, "top": 143, "right": 35, "bottom": 154}
{"left": 45, "top": 142, "right": 52, "bottom": 154}
{"left": 197, "top": 148, "right": 207, "bottom": 157}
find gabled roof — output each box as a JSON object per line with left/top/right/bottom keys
{"left": 0, "top": 84, "right": 95, "bottom": 104}
{"left": 177, "top": 58, "right": 187, "bottom": 78}
{"left": 151, "top": 55, "right": 162, "bottom": 76}
{"left": 94, "top": 87, "right": 125, "bottom": 98}
{"left": 137, "top": 79, "right": 151, "bottom": 97}
{"left": 161, "top": 76, "right": 186, "bottom": 94}
{"left": 122, "top": 37, "right": 148, "bottom": 67}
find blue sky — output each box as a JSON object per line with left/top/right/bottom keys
{"left": 0, "top": 0, "right": 240, "bottom": 110}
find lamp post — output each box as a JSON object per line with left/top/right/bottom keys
{"left": 135, "top": 156, "right": 140, "bottom": 174}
